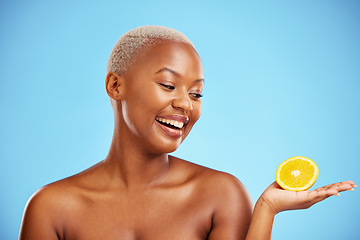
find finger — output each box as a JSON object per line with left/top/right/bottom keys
{"left": 318, "top": 188, "right": 338, "bottom": 197}
{"left": 313, "top": 186, "right": 339, "bottom": 199}
{"left": 334, "top": 180, "right": 356, "bottom": 187}
{"left": 314, "top": 185, "right": 337, "bottom": 194}
{"left": 313, "top": 181, "right": 355, "bottom": 199}
{"left": 335, "top": 180, "right": 357, "bottom": 190}
{"left": 301, "top": 181, "right": 356, "bottom": 208}
{"left": 315, "top": 180, "right": 356, "bottom": 192}
{"left": 341, "top": 180, "right": 356, "bottom": 186}
{"left": 328, "top": 182, "right": 355, "bottom": 194}
{"left": 344, "top": 180, "right": 357, "bottom": 189}
{"left": 307, "top": 189, "right": 338, "bottom": 206}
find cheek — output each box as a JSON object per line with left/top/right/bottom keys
{"left": 143, "top": 88, "right": 166, "bottom": 105}
{"left": 123, "top": 87, "right": 170, "bottom": 125}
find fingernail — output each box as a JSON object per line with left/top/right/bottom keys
{"left": 349, "top": 188, "right": 355, "bottom": 191}
{"left": 336, "top": 193, "right": 341, "bottom": 196}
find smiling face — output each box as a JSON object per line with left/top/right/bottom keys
{"left": 116, "top": 41, "right": 204, "bottom": 154}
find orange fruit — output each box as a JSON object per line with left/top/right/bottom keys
{"left": 275, "top": 156, "right": 319, "bottom": 191}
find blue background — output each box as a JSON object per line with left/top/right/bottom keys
{"left": 1, "top": 0, "right": 359, "bottom": 239}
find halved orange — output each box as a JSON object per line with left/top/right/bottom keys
{"left": 276, "top": 156, "right": 319, "bottom": 191}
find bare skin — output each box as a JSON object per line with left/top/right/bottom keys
{"left": 19, "top": 41, "right": 356, "bottom": 240}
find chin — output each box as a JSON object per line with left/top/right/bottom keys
{"left": 145, "top": 137, "right": 183, "bottom": 155}
{"left": 154, "top": 142, "right": 181, "bottom": 154}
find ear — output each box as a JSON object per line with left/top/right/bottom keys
{"left": 105, "top": 72, "right": 125, "bottom": 100}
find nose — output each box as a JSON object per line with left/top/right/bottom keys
{"left": 172, "top": 90, "right": 193, "bottom": 112}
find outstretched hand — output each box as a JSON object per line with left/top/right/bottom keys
{"left": 259, "top": 180, "right": 356, "bottom": 215}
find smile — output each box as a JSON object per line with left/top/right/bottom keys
{"left": 155, "top": 115, "right": 189, "bottom": 138}
{"left": 156, "top": 117, "right": 184, "bottom": 130}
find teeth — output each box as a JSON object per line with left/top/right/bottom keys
{"left": 156, "top": 117, "right": 185, "bottom": 129}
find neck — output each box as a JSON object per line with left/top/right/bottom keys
{"left": 103, "top": 124, "right": 171, "bottom": 189}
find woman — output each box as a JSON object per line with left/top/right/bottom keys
{"left": 19, "top": 26, "right": 356, "bottom": 240}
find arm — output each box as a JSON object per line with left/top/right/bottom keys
{"left": 245, "top": 198, "right": 275, "bottom": 240}
{"left": 206, "top": 173, "right": 253, "bottom": 240}
{"left": 19, "top": 187, "right": 60, "bottom": 240}
{"left": 245, "top": 180, "right": 356, "bottom": 240}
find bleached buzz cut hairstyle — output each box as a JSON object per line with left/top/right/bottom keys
{"left": 106, "top": 25, "right": 195, "bottom": 75}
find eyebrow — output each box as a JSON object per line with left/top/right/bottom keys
{"left": 155, "top": 67, "right": 205, "bottom": 83}
{"left": 155, "top": 67, "right": 180, "bottom": 77}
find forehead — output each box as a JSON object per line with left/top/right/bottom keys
{"left": 127, "top": 41, "right": 204, "bottom": 79}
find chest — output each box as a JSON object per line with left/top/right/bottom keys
{"left": 60, "top": 187, "right": 213, "bottom": 240}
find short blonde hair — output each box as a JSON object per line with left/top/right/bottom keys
{"left": 106, "top": 26, "right": 195, "bottom": 75}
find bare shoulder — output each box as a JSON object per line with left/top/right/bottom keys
{"left": 203, "top": 168, "right": 253, "bottom": 208}
{"left": 22, "top": 173, "right": 86, "bottom": 223}
{"left": 20, "top": 163, "right": 103, "bottom": 239}
{"left": 170, "top": 156, "right": 253, "bottom": 205}
{"left": 27, "top": 175, "right": 82, "bottom": 207}
{"left": 19, "top": 181, "right": 74, "bottom": 239}
{"left": 171, "top": 157, "right": 254, "bottom": 239}
{"left": 27, "top": 160, "right": 105, "bottom": 207}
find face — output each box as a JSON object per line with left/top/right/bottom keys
{"left": 119, "top": 41, "right": 204, "bottom": 154}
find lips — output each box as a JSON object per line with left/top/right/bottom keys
{"left": 155, "top": 115, "right": 189, "bottom": 138}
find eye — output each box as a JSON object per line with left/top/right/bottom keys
{"left": 159, "top": 83, "right": 175, "bottom": 90}
{"left": 190, "top": 93, "right": 203, "bottom": 99}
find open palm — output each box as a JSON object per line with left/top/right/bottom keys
{"left": 259, "top": 180, "right": 356, "bottom": 214}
